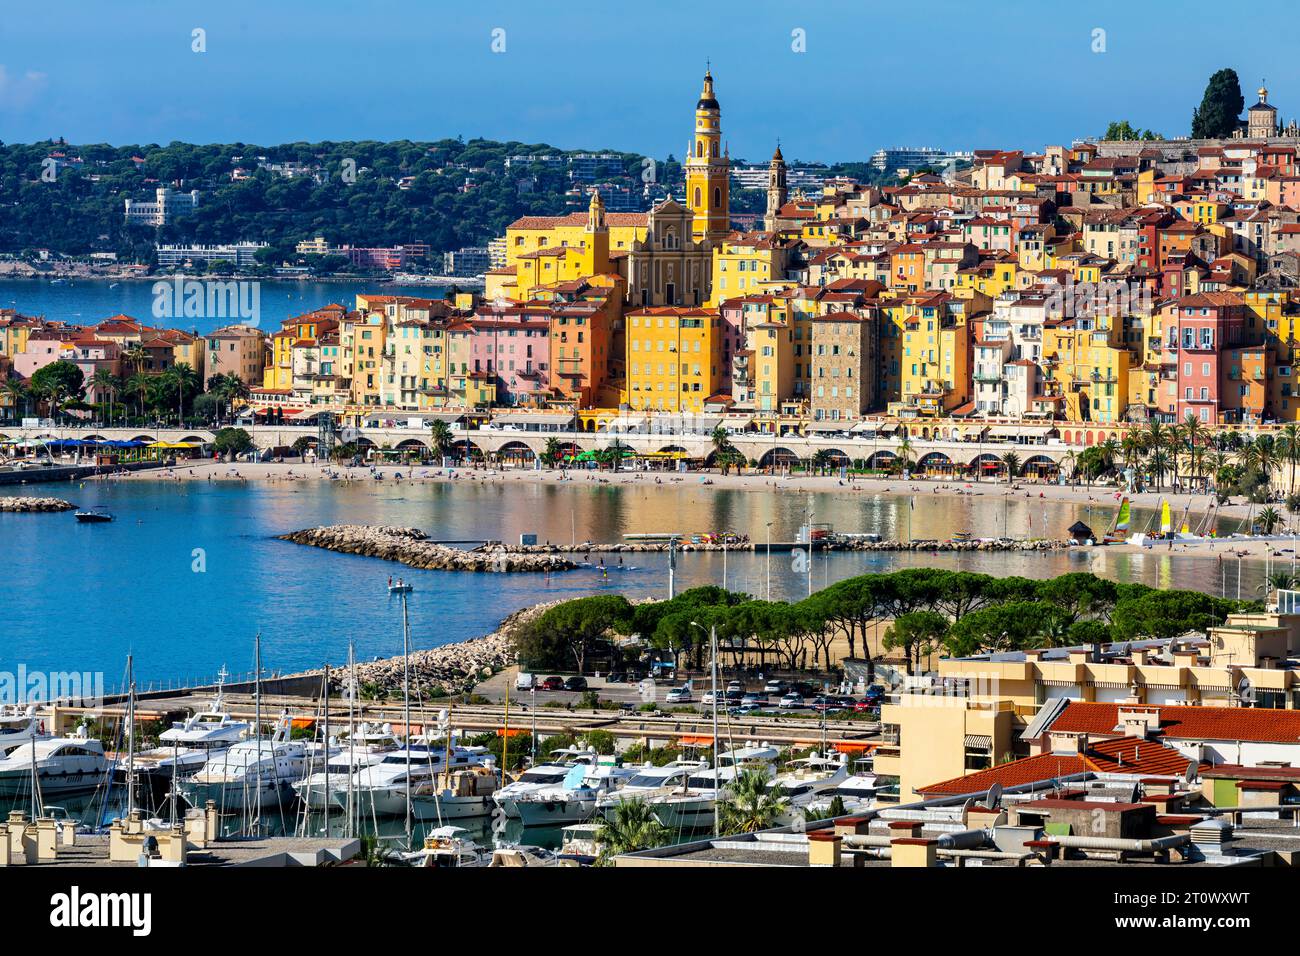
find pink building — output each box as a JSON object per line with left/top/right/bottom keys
{"left": 68, "top": 338, "right": 122, "bottom": 402}
{"left": 467, "top": 306, "right": 551, "bottom": 405}
{"left": 1170, "top": 292, "right": 1244, "bottom": 424}
{"left": 14, "top": 330, "right": 77, "bottom": 379}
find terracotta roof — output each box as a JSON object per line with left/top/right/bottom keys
{"left": 917, "top": 736, "right": 1195, "bottom": 796}
{"left": 1048, "top": 701, "right": 1300, "bottom": 744}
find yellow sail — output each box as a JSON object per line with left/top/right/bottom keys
{"left": 1115, "top": 498, "right": 1130, "bottom": 531}
{"left": 1160, "top": 499, "right": 1172, "bottom": 535}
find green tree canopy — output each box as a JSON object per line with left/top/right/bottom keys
{"left": 1191, "top": 69, "right": 1244, "bottom": 138}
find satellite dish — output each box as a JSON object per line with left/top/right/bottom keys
{"left": 985, "top": 782, "right": 1003, "bottom": 810}
{"left": 1237, "top": 676, "right": 1256, "bottom": 705}
{"left": 1183, "top": 759, "right": 1198, "bottom": 786}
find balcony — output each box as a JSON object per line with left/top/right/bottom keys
{"left": 554, "top": 358, "right": 585, "bottom": 377}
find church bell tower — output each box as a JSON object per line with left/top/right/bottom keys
{"left": 684, "top": 68, "right": 730, "bottom": 241}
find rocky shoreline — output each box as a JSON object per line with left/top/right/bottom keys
{"left": 294, "top": 601, "right": 556, "bottom": 696}
{"left": 0, "top": 496, "right": 76, "bottom": 513}
{"left": 277, "top": 525, "right": 579, "bottom": 572}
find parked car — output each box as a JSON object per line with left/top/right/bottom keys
{"left": 763, "top": 680, "right": 787, "bottom": 695}
{"left": 515, "top": 672, "right": 536, "bottom": 691}
{"left": 563, "top": 676, "right": 588, "bottom": 692}
{"left": 701, "top": 690, "right": 718, "bottom": 706}
{"left": 605, "top": 671, "right": 628, "bottom": 684}
{"left": 779, "top": 692, "right": 804, "bottom": 708}
{"left": 729, "top": 704, "right": 762, "bottom": 718}
{"left": 863, "top": 684, "right": 886, "bottom": 702}
{"left": 726, "top": 680, "right": 743, "bottom": 694}
{"left": 724, "top": 689, "right": 745, "bottom": 703}
{"left": 541, "top": 676, "right": 564, "bottom": 691}
{"left": 852, "top": 699, "right": 877, "bottom": 714}
{"left": 740, "top": 693, "right": 767, "bottom": 708}
{"left": 665, "top": 686, "right": 694, "bottom": 704}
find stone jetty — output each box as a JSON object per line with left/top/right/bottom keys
{"left": 295, "top": 601, "right": 556, "bottom": 697}
{"left": 278, "top": 524, "right": 579, "bottom": 572}
{"left": 0, "top": 496, "right": 75, "bottom": 513}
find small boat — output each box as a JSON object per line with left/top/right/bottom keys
{"left": 388, "top": 582, "right": 413, "bottom": 594}
{"left": 75, "top": 508, "right": 114, "bottom": 523}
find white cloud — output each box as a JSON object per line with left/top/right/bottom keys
{"left": 0, "top": 66, "right": 49, "bottom": 110}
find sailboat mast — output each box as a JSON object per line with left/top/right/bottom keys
{"left": 322, "top": 664, "right": 330, "bottom": 836}
{"left": 126, "top": 654, "right": 136, "bottom": 818}
{"left": 710, "top": 624, "right": 719, "bottom": 839}
{"left": 253, "top": 632, "right": 262, "bottom": 833}
{"left": 347, "top": 641, "right": 356, "bottom": 839}
{"left": 401, "top": 591, "right": 412, "bottom": 846}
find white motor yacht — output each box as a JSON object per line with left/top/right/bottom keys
{"left": 0, "top": 726, "right": 110, "bottom": 797}
{"left": 594, "top": 759, "right": 708, "bottom": 820}
{"left": 512, "top": 756, "right": 639, "bottom": 826}
{"left": 770, "top": 751, "right": 850, "bottom": 820}
{"left": 0, "top": 705, "right": 43, "bottom": 754}
{"left": 116, "top": 678, "right": 251, "bottom": 785}
{"left": 491, "top": 747, "right": 599, "bottom": 819}
{"left": 291, "top": 723, "right": 404, "bottom": 810}
{"left": 332, "top": 744, "right": 490, "bottom": 817}
{"left": 179, "top": 715, "right": 310, "bottom": 811}
{"left": 403, "top": 764, "right": 501, "bottom": 821}
{"left": 646, "top": 744, "right": 780, "bottom": 831}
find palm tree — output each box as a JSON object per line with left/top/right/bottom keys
{"left": 122, "top": 343, "right": 148, "bottom": 376}
{"left": 1061, "top": 448, "right": 1077, "bottom": 488}
{"left": 126, "top": 372, "right": 152, "bottom": 420}
{"left": 710, "top": 425, "right": 737, "bottom": 475}
{"left": 542, "top": 436, "right": 564, "bottom": 468}
{"left": 166, "top": 362, "right": 200, "bottom": 425}
{"left": 1149, "top": 448, "right": 1170, "bottom": 490}
{"left": 1256, "top": 505, "right": 1282, "bottom": 536}
{"left": 717, "top": 769, "right": 789, "bottom": 835}
{"left": 1258, "top": 571, "right": 1296, "bottom": 602}
{"left": 896, "top": 435, "right": 914, "bottom": 474}
{"left": 1182, "top": 413, "right": 1206, "bottom": 485}
{"left": 1000, "top": 450, "right": 1021, "bottom": 484}
{"left": 2, "top": 378, "right": 28, "bottom": 424}
{"left": 1280, "top": 423, "right": 1300, "bottom": 494}
{"left": 429, "top": 419, "right": 453, "bottom": 461}
{"left": 594, "top": 798, "right": 670, "bottom": 865}
{"left": 1164, "top": 423, "right": 1184, "bottom": 490}
{"left": 90, "top": 368, "right": 118, "bottom": 425}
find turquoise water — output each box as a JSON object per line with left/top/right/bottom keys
{"left": 0, "top": 479, "right": 1269, "bottom": 686}
{"left": 0, "top": 278, "right": 444, "bottom": 335}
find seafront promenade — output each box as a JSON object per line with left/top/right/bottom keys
{"left": 0, "top": 421, "right": 1082, "bottom": 471}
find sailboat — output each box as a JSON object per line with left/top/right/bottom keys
{"left": 1103, "top": 497, "right": 1131, "bottom": 543}
{"left": 1159, "top": 499, "right": 1173, "bottom": 537}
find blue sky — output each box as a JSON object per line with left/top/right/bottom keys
{"left": 0, "top": 0, "right": 1290, "bottom": 164}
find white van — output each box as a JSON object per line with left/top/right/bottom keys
{"left": 515, "top": 672, "right": 536, "bottom": 690}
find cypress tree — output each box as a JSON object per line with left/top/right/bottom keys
{"left": 1191, "top": 68, "right": 1245, "bottom": 138}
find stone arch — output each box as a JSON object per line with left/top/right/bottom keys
{"left": 179, "top": 435, "right": 209, "bottom": 445}
{"left": 1022, "top": 454, "right": 1058, "bottom": 478}
{"left": 498, "top": 440, "right": 536, "bottom": 463}
{"left": 1085, "top": 430, "right": 1096, "bottom": 445}
{"left": 817, "top": 447, "right": 851, "bottom": 467}
{"left": 396, "top": 438, "right": 430, "bottom": 451}
{"left": 129, "top": 434, "right": 157, "bottom": 444}
{"left": 658, "top": 444, "right": 688, "bottom": 454}
{"left": 917, "top": 451, "right": 953, "bottom": 474}
{"left": 758, "top": 446, "right": 800, "bottom": 468}
{"left": 866, "top": 450, "right": 898, "bottom": 470}
{"left": 971, "top": 452, "right": 1003, "bottom": 477}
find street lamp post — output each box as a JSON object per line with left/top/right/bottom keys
{"left": 765, "top": 521, "right": 773, "bottom": 601}
{"left": 806, "top": 506, "right": 815, "bottom": 598}
{"left": 691, "top": 620, "right": 721, "bottom": 839}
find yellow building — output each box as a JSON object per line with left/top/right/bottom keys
{"left": 893, "top": 295, "right": 971, "bottom": 416}
{"left": 709, "top": 233, "right": 791, "bottom": 306}
{"left": 625, "top": 306, "right": 721, "bottom": 413}
{"left": 1042, "top": 317, "right": 1131, "bottom": 423}
{"left": 874, "top": 696, "right": 1018, "bottom": 803}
